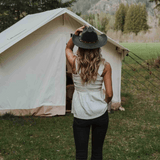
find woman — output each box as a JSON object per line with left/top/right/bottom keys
{"left": 65, "top": 26, "right": 113, "bottom": 160}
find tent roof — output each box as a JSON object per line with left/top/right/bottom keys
{"left": 0, "top": 8, "right": 129, "bottom": 55}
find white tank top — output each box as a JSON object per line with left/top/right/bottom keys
{"left": 71, "top": 59, "right": 108, "bottom": 119}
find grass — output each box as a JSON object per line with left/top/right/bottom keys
{"left": 0, "top": 113, "right": 75, "bottom": 160}
{"left": 122, "top": 43, "right": 160, "bottom": 57}
{"left": 121, "top": 43, "right": 160, "bottom": 96}
{"left": 0, "top": 43, "right": 160, "bottom": 160}
{"left": 122, "top": 43, "right": 160, "bottom": 64}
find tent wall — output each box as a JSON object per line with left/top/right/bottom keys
{"left": 0, "top": 15, "right": 66, "bottom": 116}
{"left": 0, "top": 12, "right": 122, "bottom": 116}
{"left": 101, "top": 42, "right": 122, "bottom": 103}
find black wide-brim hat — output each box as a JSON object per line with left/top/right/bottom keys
{"left": 72, "top": 26, "right": 107, "bottom": 49}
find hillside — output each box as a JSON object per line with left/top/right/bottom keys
{"left": 69, "top": 0, "right": 156, "bottom": 16}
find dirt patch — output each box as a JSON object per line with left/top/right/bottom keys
{"left": 121, "top": 97, "right": 128, "bottom": 105}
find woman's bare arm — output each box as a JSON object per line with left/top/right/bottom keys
{"left": 65, "top": 26, "right": 85, "bottom": 68}
{"left": 65, "top": 38, "right": 75, "bottom": 68}
{"left": 65, "top": 37, "right": 75, "bottom": 68}
{"left": 103, "top": 63, "right": 113, "bottom": 103}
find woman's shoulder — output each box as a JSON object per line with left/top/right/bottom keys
{"left": 99, "top": 59, "right": 110, "bottom": 71}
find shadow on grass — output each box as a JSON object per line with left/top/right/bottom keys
{"left": 0, "top": 113, "right": 37, "bottom": 127}
{"left": 121, "top": 92, "right": 134, "bottom": 109}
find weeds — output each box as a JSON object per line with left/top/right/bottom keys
{"left": 108, "top": 27, "right": 160, "bottom": 43}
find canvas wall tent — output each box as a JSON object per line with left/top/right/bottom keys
{"left": 0, "top": 8, "right": 129, "bottom": 116}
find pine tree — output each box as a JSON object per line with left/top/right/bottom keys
{"left": 134, "top": 3, "right": 142, "bottom": 34}
{"left": 124, "top": 3, "right": 149, "bottom": 35}
{"left": 114, "top": 3, "right": 127, "bottom": 32}
{"left": 140, "top": 4, "right": 149, "bottom": 31}
{"left": 124, "top": 4, "right": 135, "bottom": 34}
{"left": 0, "top": 0, "right": 76, "bottom": 33}
{"left": 99, "top": 16, "right": 109, "bottom": 33}
{"left": 98, "top": 12, "right": 109, "bottom": 33}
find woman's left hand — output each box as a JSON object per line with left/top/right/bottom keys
{"left": 74, "top": 26, "right": 85, "bottom": 36}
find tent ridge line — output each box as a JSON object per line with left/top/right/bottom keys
{"left": 0, "top": 9, "right": 65, "bottom": 55}
{"left": 0, "top": 8, "right": 129, "bottom": 54}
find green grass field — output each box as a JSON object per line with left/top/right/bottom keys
{"left": 121, "top": 43, "right": 160, "bottom": 60}
{"left": 0, "top": 43, "right": 160, "bottom": 160}
{"left": 121, "top": 43, "right": 160, "bottom": 98}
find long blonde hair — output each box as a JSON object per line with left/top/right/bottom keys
{"left": 76, "top": 47, "right": 104, "bottom": 84}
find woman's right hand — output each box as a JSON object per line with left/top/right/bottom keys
{"left": 74, "top": 26, "right": 85, "bottom": 36}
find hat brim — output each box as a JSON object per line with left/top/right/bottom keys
{"left": 72, "top": 34, "right": 107, "bottom": 49}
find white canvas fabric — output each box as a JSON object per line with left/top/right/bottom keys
{"left": 0, "top": 8, "right": 129, "bottom": 116}
{"left": 0, "top": 33, "right": 66, "bottom": 116}
{"left": 72, "top": 60, "right": 108, "bottom": 119}
{"left": 0, "top": 8, "right": 128, "bottom": 55}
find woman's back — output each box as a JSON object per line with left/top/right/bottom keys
{"left": 71, "top": 59, "right": 108, "bottom": 119}
{"left": 72, "top": 59, "right": 104, "bottom": 92}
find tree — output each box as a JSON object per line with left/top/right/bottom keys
{"left": 81, "top": 12, "right": 109, "bottom": 33}
{"left": 76, "top": 12, "right": 81, "bottom": 16}
{"left": 124, "top": 3, "right": 149, "bottom": 35}
{"left": 98, "top": 12, "right": 109, "bottom": 33}
{"left": 114, "top": 3, "right": 128, "bottom": 32}
{"left": 39, "top": 0, "right": 76, "bottom": 11}
{"left": 124, "top": 4, "right": 135, "bottom": 34}
{"left": 0, "top": 0, "right": 76, "bottom": 32}
{"left": 140, "top": 4, "right": 150, "bottom": 31}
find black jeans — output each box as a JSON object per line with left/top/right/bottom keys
{"left": 73, "top": 110, "right": 109, "bottom": 160}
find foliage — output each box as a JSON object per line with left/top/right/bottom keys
{"left": 70, "top": 0, "right": 154, "bottom": 17}
{"left": 76, "top": 12, "right": 81, "bottom": 16}
{"left": 114, "top": 3, "right": 128, "bottom": 32}
{"left": 99, "top": 14, "right": 109, "bottom": 32}
{"left": 81, "top": 12, "right": 110, "bottom": 33}
{"left": 124, "top": 3, "right": 149, "bottom": 35}
{"left": 0, "top": 0, "right": 76, "bottom": 33}
{"left": 107, "top": 27, "right": 160, "bottom": 43}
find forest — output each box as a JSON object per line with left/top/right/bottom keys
{"left": 0, "top": 0, "right": 160, "bottom": 42}
{"left": 72, "top": 0, "right": 160, "bottom": 43}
